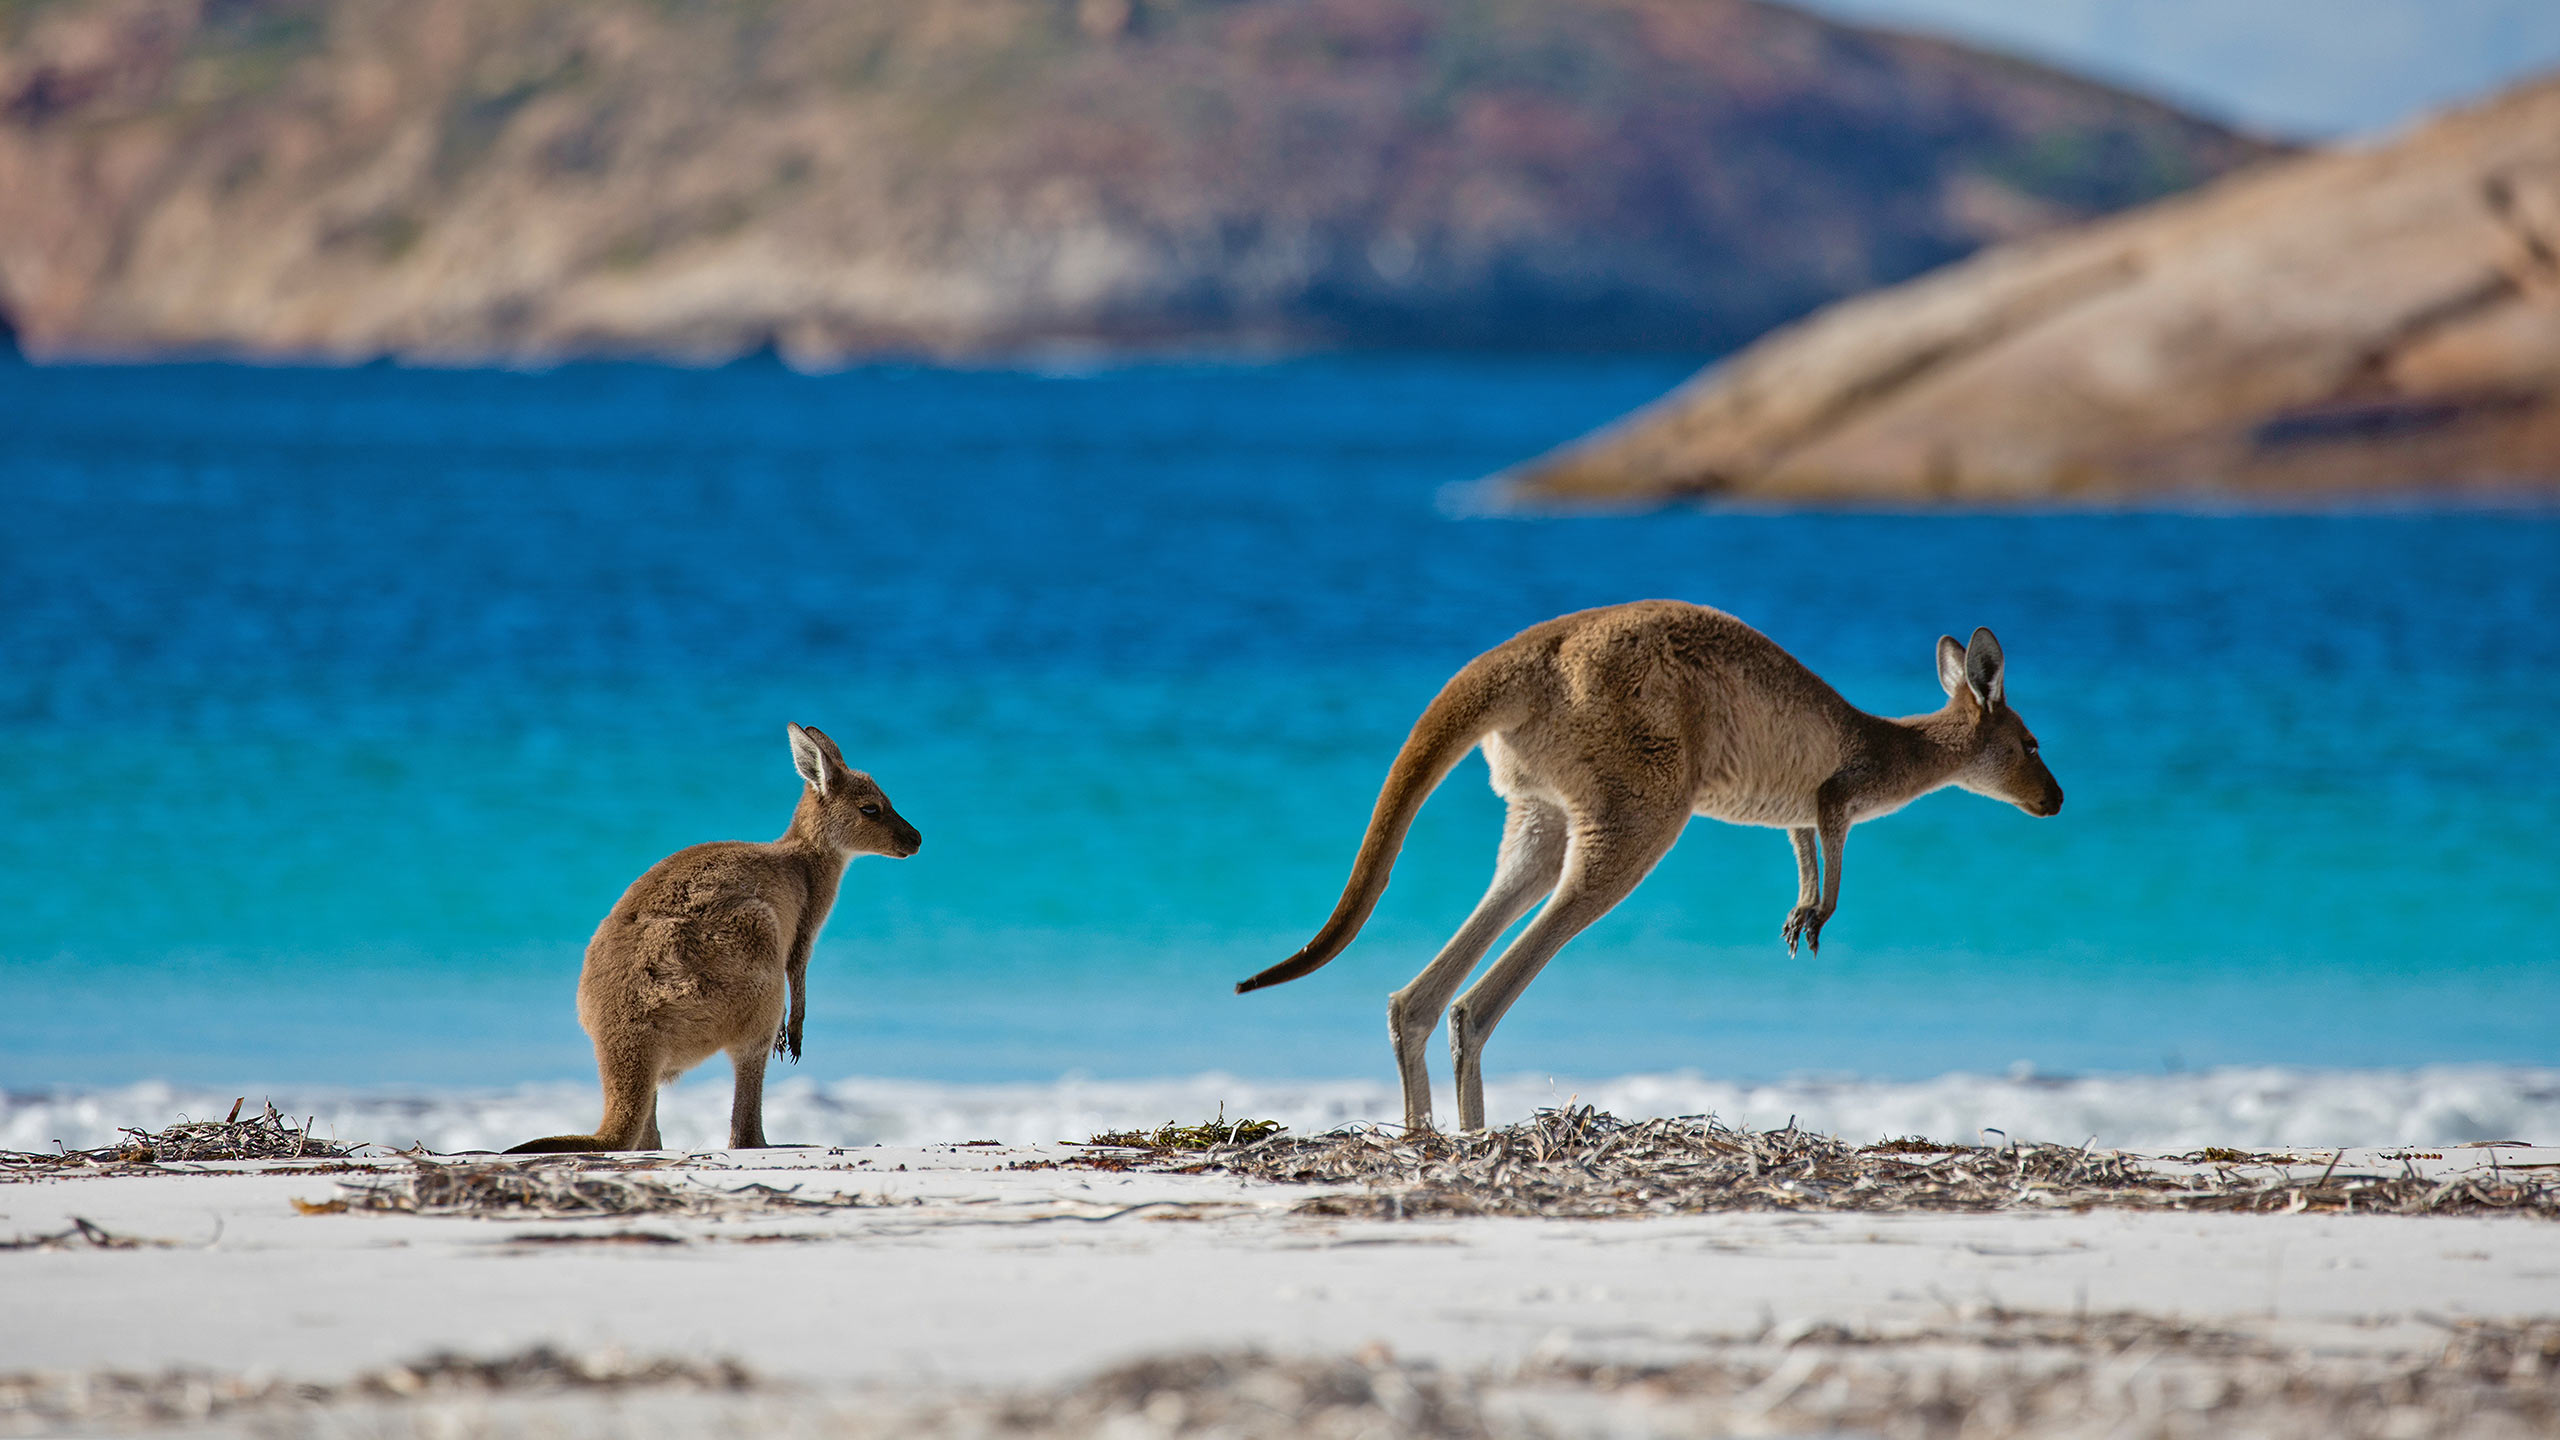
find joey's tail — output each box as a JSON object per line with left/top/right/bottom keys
{"left": 504, "top": 1051, "right": 657, "bottom": 1153}
{"left": 503, "top": 1133, "right": 618, "bottom": 1154}
{"left": 1236, "top": 670, "right": 1510, "bottom": 994}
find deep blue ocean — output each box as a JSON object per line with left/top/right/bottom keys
{"left": 3, "top": 355, "right": 2556, "bottom": 1105}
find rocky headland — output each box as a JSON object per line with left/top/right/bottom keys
{"left": 1495, "top": 72, "right": 2560, "bottom": 504}
{"left": 0, "top": 0, "right": 2272, "bottom": 362}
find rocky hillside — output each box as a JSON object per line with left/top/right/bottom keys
{"left": 1495, "top": 73, "right": 2560, "bottom": 503}
{"left": 0, "top": 0, "right": 2272, "bottom": 362}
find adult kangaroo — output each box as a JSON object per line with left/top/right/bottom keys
{"left": 1236, "top": 601, "right": 2062, "bottom": 1133}
{"left": 508, "top": 724, "right": 921, "bottom": 1153}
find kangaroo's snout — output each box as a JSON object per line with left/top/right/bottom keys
{"left": 2008, "top": 760, "right": 2062, "bottom": 817}
{"left": 891, "top": 822, "right": 923, "bottom": 858}
{"left": 2021, "top": 751, "right": 2063, "bottom": 817}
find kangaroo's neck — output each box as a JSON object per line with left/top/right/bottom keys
{"left": 1841, "top": 701, "right": 1978, "bottom": 814}
{"left": 775, "top": 794, "right": 856, "bottom": 890}
{"left": 771, "top": 835, "right": 850, "bottom": 944}
{"left": 797, "top": 853, "right": 847, "bottom": 933}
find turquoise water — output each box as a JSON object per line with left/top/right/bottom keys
{"left": 2, "top": 356, "right": 2555, "bottom": 1093}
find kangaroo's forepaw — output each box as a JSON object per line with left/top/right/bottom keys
{"left": 774, "top": 1029, "right": 802, "bottom": 1063}
{"left": 1783, "top": 906, "right": 1824, "bottom": 956}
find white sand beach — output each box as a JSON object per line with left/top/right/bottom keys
{"left": 5, "top": 1136, "right": 2557, "bottom": 1437}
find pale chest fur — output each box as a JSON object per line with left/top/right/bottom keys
{"left": 1684, "top": 681, "right": 1849, "bottom": 829}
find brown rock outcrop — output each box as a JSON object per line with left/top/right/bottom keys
{"left": 1495, "top": 73, "right": 2560, "bottom": 504}
{"left": 0, "top": 0, "right": 2271, "bottom": 362}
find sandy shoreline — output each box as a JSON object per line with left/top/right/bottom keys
{"left": 14, "top": 1065, "right": 2560, "bottom": 1155}
{"left": 6, "top": 1137, "right": 2558, "bottom": 1437}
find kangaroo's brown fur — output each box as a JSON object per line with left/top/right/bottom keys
{"left": 506, "top": 724, "right": 921, "bottom": 1153}
{"left": 1237, "top": 601, "right": 2063, "bottom": 1133}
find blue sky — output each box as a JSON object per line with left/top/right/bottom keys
{"left": 1792, "top": 0, "right": 2560, "bottom": 139}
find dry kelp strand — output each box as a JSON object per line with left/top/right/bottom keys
{"left": 324, "top": 1161, "right": 892, "bottom": 1218}
{"left": 1185, "top": 1106, "right": 2560, "bottom": 1219}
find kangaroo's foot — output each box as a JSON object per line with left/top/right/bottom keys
{"left": 1388, "top": 992, "right": 1444, "bottom": 1135}
{"left": 1449, "top": 1002, "right": 1487, "bottom": 1132}
{"left": 1782, "top": 904, "right": 1825, "bottom": 956}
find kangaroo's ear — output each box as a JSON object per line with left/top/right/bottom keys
{"left": 1936, "top": 635, "right": 1968, "bottom": 698}
{"left": 787, "top": 722, "right": 830, "bottom": 795}
{"left": 1963, "top": 627, "right": 2006, "bottom": 711}
{"left": 800, "top": 724, "right": 849, "bottom": 769}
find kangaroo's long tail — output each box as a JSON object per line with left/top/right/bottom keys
{"left": 504, "top": 1050, "right": 657, "bottom": 1153}
{"left": 503, "top": 1133, "right": 618, "bottom": 1154}
{"left": 1236, "top": 669, "right": 1509, "bottom": 994}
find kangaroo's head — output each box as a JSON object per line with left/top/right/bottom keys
{"left": 1936, "top": 628, "right": 2063, "bottom": 818}
{"left": 787, "top": 722, "right": 923, "bottom": 858}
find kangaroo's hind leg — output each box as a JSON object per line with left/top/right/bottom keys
{"left": 726, "top": 1042, "right": 771, "bottom": 1149}
{"left": 1447, "top": 806, "right": 1685, "bottom": 1131}
{"left": 637, "top": 1063, "right": 668, "bottom": 1150}
{"left": 1389, "top": 798, "right": 1568, "bottom": 1132}
{"left": 710, "top": 899, "right": 790, "bottom": 1150}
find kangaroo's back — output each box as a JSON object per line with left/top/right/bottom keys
{"left": 1643, "top": 604, "right": 1868, "bottom": 819}
{"left": 578, "top": 842, "right": 810, "bottom": 1030}
{"left": 1490, "top": 603, "right": 1861, "bottom": 818}
{"left": 1506, "top": 601, "right": 1856, "bottom": 711}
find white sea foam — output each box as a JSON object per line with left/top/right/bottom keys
{"left": 8, "top": 1065, "right": 2556, "bottom": 1156}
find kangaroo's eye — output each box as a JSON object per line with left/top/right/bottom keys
{"left": 859, "top": 803, "right": 882, "bottom": 817}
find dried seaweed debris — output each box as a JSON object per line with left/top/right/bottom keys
{"left": 0, "top": 1216, "right": 177, "bottom": 1251}
{"left": 1086, "top": 1115, "right": 1287, "bottom": 1152}
{"left": 888, "top": 1313, "right": 2560, "bottom": 1438}
{"left": 325, "top": 1162, "right": 890, "bottom": 1218}
{"left": 1185, "top": 1106, "right": 2560, "bottom": 1220}
{"left": 0, "top": 1100, "right": 360, "bottom": 1177}
{"left": 0, "top": 1346, "right": 750, "bottom": 1430}
{"left": 4, "top": 1318, "right": 2554, "bottom": 1437}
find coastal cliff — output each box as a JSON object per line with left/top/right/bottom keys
{"left": 0, "top": 0, "right": 2270, "bottom": 362}
{"left": 1495, "top": 73, "right": 2560, "bottom": 504}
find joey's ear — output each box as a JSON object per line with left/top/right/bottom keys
{"left": 1963, "top": 627, "right": 2006, "bottom": 711}
{"left": 800, "top": 724, "right": 849, "bottom": 769}
{"left": 787, "top": 723, "right": 830, "bottom": 795}
{"left": 1936, "top": 635, "right": 1968, "bottom": 698}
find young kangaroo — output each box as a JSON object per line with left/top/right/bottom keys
{"left": 1237, "top": 601, "right": 2062, "bottom": 1133}
{"left": 507, "top": 724, "right": 921, "bottom": 1153}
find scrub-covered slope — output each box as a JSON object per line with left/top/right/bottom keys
{"left": 0, "top": 0, "right": 2269, "bottom": 361}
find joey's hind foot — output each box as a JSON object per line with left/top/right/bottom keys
{"left": 1782, "top": 905, "right": 1825, "bottom": 956}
